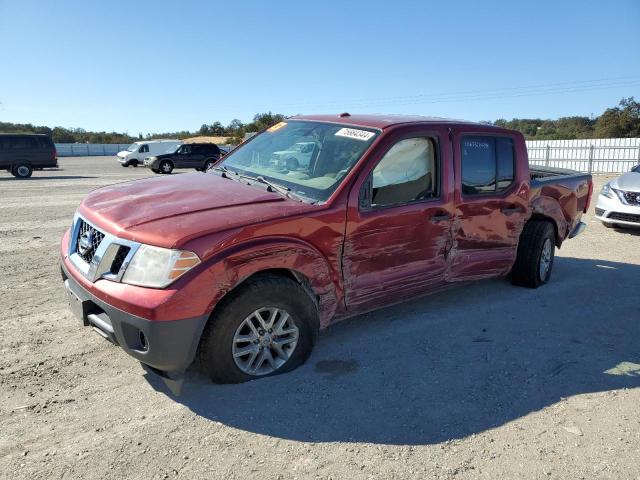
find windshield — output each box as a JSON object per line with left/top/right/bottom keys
{"left": 126, "top": 143, "right": 139, "bottom": 152}
{"left": 217, "top": 120, "right": 379, "bottom": 202}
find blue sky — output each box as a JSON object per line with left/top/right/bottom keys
{"left": 1, "top": 0, "right": 639, "bottom": 134}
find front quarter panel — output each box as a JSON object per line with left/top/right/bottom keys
{"left": 183, "top": 207, "right": 347, "bottom": 328}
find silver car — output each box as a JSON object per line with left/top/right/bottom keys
{"left": 595, "top": 164, "right": 640, "bottom": 228}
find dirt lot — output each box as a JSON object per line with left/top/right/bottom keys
{"left": 1, "top": 157, "right": 639, "bottom": 480}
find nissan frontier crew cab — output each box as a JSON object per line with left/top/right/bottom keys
{"left": 60, "top": 114, "right": 593, "bottom": 390}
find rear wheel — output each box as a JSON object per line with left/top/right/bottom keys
{"left": 198, "top": 274, "right": 318, "bottom": 384}
{"left": 511, "top": 220, "right": 555, "bottom": 288}
{"left": 158, "top": 160, "right": 173, "bottom": 174}
{"left": 12, "top": 162, "right": 33, "bottom": 179}
{"left": 204, "top": 159, "right": 216, "bottom": 171}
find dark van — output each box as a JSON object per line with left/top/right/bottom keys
{"left": 143, "top": 142, "right": 221, "bottom": 174}
{"left": 0, "top": 134, "right": 58, "bottom": 178}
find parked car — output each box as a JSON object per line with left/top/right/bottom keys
{"left": 144, "top": 142, "right": 221, "bottom": 174}
{"left": 0, "top": 133, "right": 58, "bottom": 178}
{"left": 117, "top": 140, "right": 181, "bottom": 167}
{"left": 595, "top": 164, "right": 640, "bottom": 228}
{"left": 60, "top": 114, "right": 592, "bottom": 392}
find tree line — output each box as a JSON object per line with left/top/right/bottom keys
{"left": 1, "top": 99, "right": 638, "bottom": 144}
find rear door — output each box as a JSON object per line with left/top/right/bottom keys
{"left": 187, "top": 145, "right": 205, "bottom": 167}
{"left": 447, "top": 128, "right": 529, "bottom": 281}
{"left": 342, "top": 126, "right": 454, "bottom": 311}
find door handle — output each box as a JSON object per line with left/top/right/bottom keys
{"left": 429, "top": 213, "right": 451, "bottom": 223}
{"left": 501, "top": 205, "right": 522, "bottom": 215}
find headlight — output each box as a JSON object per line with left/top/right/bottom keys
{"left": 147, "top": 156, "right": 157, "bottom": 162}
{"left": 601, "top": 183, "right": 613, "bottom": 198}
{"left": 122, "top": 244, "right": 201, "bottom": 288}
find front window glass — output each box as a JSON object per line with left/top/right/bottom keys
{"left": 371, "top": 137, "right": 436, "bottom": 207}
{"left": 218, "top": 120, "right": 379, "bottom": 202}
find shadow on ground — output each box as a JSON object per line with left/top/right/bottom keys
{"left": 145, "top": 256, "right": 640, "bottom": 445}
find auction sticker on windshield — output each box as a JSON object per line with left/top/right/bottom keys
{"left": 335, "top": 128, "right": 375, "bottom": 141}
{"left": 267, "top": 122, "right": 287, "bottom": 132}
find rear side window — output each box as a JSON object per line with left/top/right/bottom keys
{"left": 37, "top": 137, "right": 53, "bottom": 149}
{"left": 370, "top": 137, "right": 437, "bottom": 207}
{"left": 6, "top": 136, "right": 37, "bottom": 149}
{"left": 461, "top": 136, "right": 514, "bottom": 195}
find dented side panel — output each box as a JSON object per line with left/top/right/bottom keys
{"left": 342, "top": 125, "right": 455, "bottom": 313}
{"left": 447, "top": 128, "right": 531, "bottom": 281}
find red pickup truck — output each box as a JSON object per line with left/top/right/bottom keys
{"left": 60, "top": 114, "right": 592, "bottom": 390}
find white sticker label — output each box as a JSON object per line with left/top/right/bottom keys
{"left": 335, "top": 128, "right": 375, "bottom": 141}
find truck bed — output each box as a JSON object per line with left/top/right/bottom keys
{"left": 528, "top": 165, "right": 592, "bottom": 243}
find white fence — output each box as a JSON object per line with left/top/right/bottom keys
{"left": 526, "top": 138, "right": 640, "bottom": 174}
{"left": 55, "top": 143, "right": 130, "bottom": 156}
{"left": 57, "top": 138, "right": 640, "bottom": 174}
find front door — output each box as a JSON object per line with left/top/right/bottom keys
{"left": 343, "top": 127, "right": 454, "bottom": 312}
{"left": 447, "top": 129, "right": 530, "bottom": 281}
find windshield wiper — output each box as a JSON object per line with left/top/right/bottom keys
{"left": 211, "top": 165, "right": 234, "bottom": 178}
{"left": 255, "top": 176, "right": 291, "bottom": 196}
{"left": 213, "top": 168, "right": 314, "bottom": 203}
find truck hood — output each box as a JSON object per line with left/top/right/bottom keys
{"left": 611, "top": 171, "right": 640, "bottom": 192}
{"left": 78, "top": 173, "right": 313, "bottom": 248}
{"left": 116, "top": 151, "right": 130, "bottom": 158}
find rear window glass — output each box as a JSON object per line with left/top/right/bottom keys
{"left": 461, "top": 135, "right": 515, "bottom": 195}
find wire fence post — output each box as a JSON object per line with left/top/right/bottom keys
{"left": 588, "top": 145, "right": 594, "bottom": 174}
{"left": 545, "top": 145, "right": 550, "bottom": 167}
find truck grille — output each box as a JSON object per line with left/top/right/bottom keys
{"left": 608, "top": 212, "right": 640, "bottom": 224}
{"left": 621, "top": 190, "right": 640, "bottom": 206}
{"left": 75, "top": 219, "right": 105, "bottom": 263}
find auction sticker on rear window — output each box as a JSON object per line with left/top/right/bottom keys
{"left": 335, "top": 128, "right": 375, "bottom": 141}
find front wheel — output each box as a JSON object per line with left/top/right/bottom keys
{"left": 511, "top": 220, "right": 555, "bottom": 288}
{"left": 198, "top": 274, "right": 319, "bottom": 384}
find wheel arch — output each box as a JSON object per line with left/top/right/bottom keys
{"left": 527, "top": 213, "right": 561, "bottom": 247}
{"left": 197, "top": 237, "right": 340, "bottom": 331}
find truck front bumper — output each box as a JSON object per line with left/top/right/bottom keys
{"left": 61, "top": 262, "right": 208, "bottom": 382}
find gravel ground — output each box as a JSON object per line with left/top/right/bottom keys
{"left": 1, "top": 157, "right": 639, "bottom": 480}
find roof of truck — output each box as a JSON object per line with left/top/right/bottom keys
{"left": 292, "top": 113, "right": 500, "bottom": 130}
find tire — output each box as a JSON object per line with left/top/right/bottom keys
{"left": 12, "top": 162, "right": 33, "bottom": 179}
{"left": 198, "top": 274, "right": 319, "bottom": 384}
{"left": 203, "top": 159, "right": 216, "bottom": 171}
{"left": 511, "top": 220, "right": 555, "bottom": 288}
{"left": 158, "top": 160, "right": 173, "bottom": 174}
{"left": 151, "top": 168, "right": 160, "bottom": 174}
{"left": 121, "top": 162, "right": 130, "bottom": 168}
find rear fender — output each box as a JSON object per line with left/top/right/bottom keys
{"left": 529, "top": 195, "right": 568, "bottom": 246}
